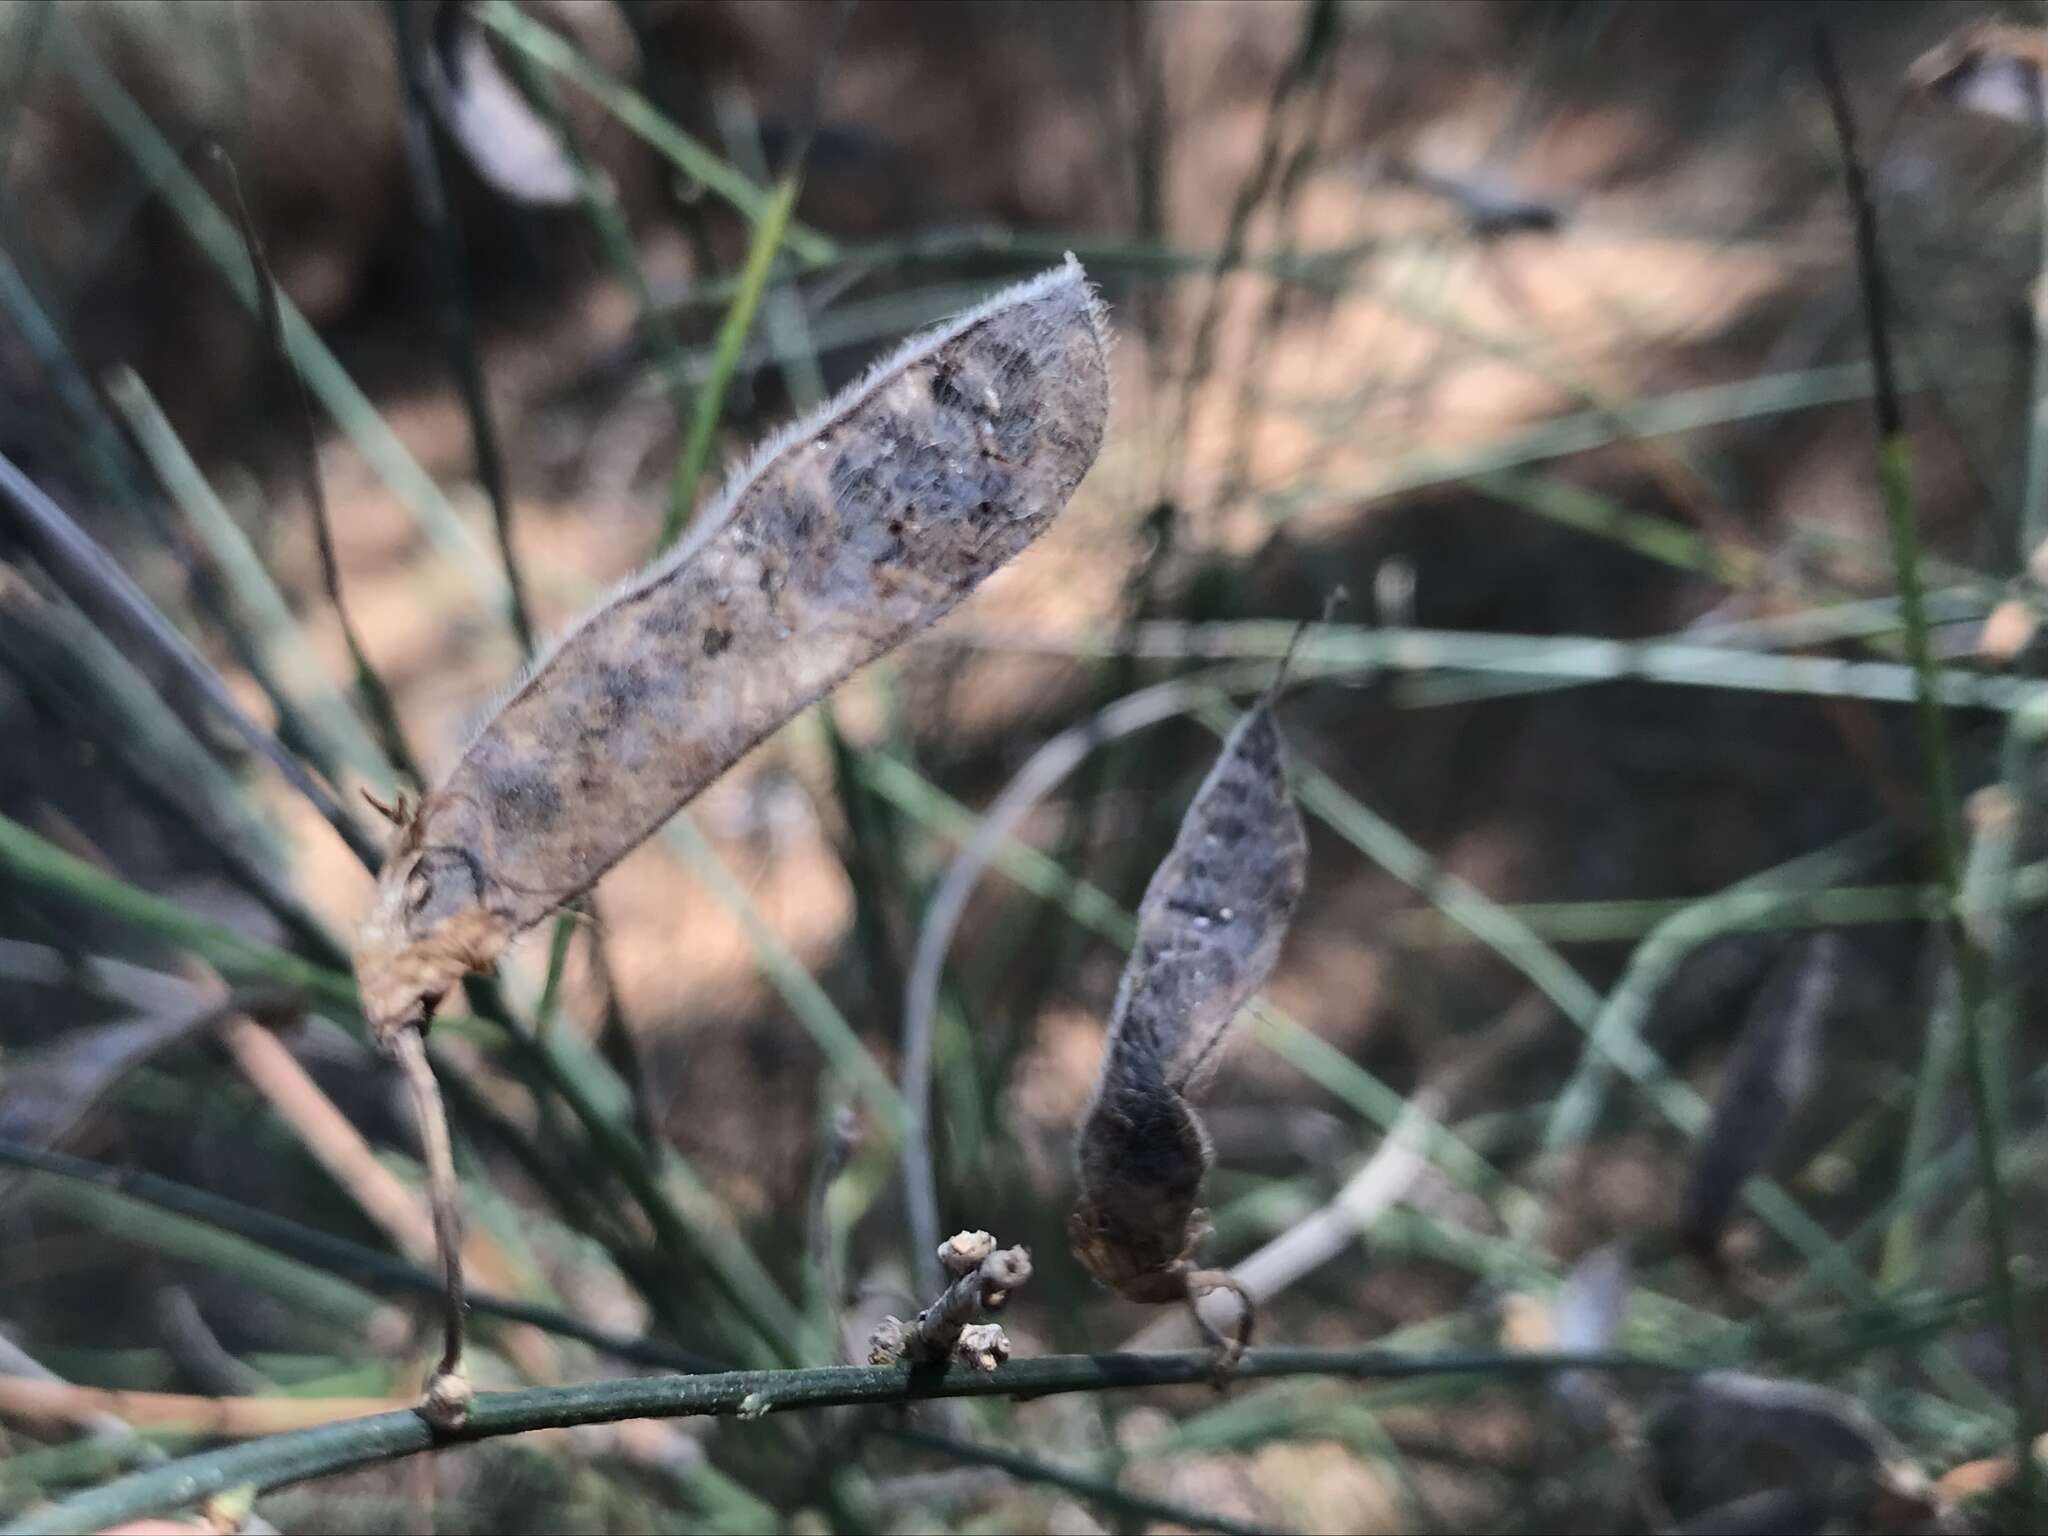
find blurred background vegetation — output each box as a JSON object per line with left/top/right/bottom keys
{"left": 6, "top": 0, "right": 2048, "bottom": 1530}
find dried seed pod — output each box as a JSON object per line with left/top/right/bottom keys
{"left": 354, "top": 259, "right": 1110, "bottom": 1040}
{"left": 1069, "top": 700, "right": 1307, "bottom": 1346}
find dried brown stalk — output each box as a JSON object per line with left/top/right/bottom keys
{"left": 386, "top": 1023, "right": 472, "bottom": 1427}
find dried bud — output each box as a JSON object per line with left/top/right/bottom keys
{"left": 954, "top": 1323, "right": 1011, "bottom": 1372}
{"left": 419, "top": 1365, "right": 474, "bottom": 1432}
{"left": 940, "top": 1230, "right": 998, "bottom": 1276}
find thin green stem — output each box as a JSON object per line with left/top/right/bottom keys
{"left": 0, "top": 812, "right": 356, "bottom": 1012}
{"left": 474, "top": 0, "right": 834, "bottom": 264}
{"left": 8, "top": 1166, "right": 390, "bottom": 1339}
{"left": 1815, "top": 28, "right": 2041, "bottom": 1511}
{"left": 660, "top": 172, "right": 802, "bottom": 549}
{"left": 1880, "top": 435, "right": 2036, "bottom": 1447}
{"left": 0, "top": 1137, "right": 722, "bottom": 1373}
{"left": 660, "top": 814, "right": 911, "bottom": 1135}
{"left": 387, "top": 0, "right": 534, "bottom": 655}
{"left": 211, "top": 143, "right": 423, "bottom": 793}
{"left": 102, "top": 365, "right": 386, "bottom": 785}
{"left": 499, "top": 27, "right": 692, "bottom": 421}
{"left": 16, "top": 1349, "right": 1686, "bottom": 1536}
{"left": 936, "top": 620, "right": 2044, "bottom": 714}
{"left": 50, "top": 13, "right": 509, "bottom": 611}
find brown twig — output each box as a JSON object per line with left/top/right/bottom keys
{"left": 385, "top": 1025, "right": 471, "bottom": 1428}
{"left": 214, "top": 1003, "right": 558, "bottom": 1389}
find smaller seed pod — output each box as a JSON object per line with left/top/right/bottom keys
{"left": 1069, "top": 698, "right": 1307, "bottom": 1355}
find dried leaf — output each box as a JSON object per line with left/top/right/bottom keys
{"left": 425, "top": 2, "right": 581, "bottom": 206}
{"left": 1070, "top": 701, "right": 1308, "bottom": 1308}
{"left": 1681, "top": 934, "right": 1837, "bottom": 1265}
{"left": 354, "top": 261, "right": 1110, "bottom": 1038}
{"left": 1908, "top": 20, "right": 2048, "bottom": 126}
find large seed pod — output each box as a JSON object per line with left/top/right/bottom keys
{"left": 354, "top": 260, "right": 1110, "bottom": 1042}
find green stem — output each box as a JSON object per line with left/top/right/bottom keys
{"left": 474, "top": 0, "right": 833, "bottom": 264}
{"left": 0, "top": 812, "right": 356, "bottom": 1012}
{"left": 387, "top": 0, "right": 534, "bottom": 655}
{"left": 660, "top": 173, "right": 803, "bottom": 550}
{"left": 50, "top": 12, "right": 509, "bottom": 612}
{"left": 939, "top": 620, "right": 2045, "bottom": 713}
{"left": 0, "top": 1137, "right": 722, "bottom": 1374}
{"left": 1878, "top": 439, "right": 2041, "bottom": 1469}
{"left": 16, "top": 1349, "right": 1685, "bottom": 1536}
{"left": 9, "top": 1167, "right": 388, "bottom": 1338}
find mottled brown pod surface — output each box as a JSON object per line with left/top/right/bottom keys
{"left": 354, "top": 260, "right": 1110, "bottom": 1043}
{"left": 1070, "top": 703, "right": 1307, "bottom": 1303}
